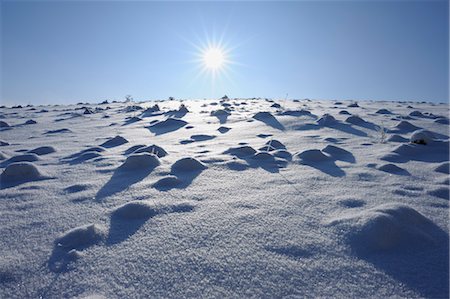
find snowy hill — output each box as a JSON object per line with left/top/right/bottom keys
{"left": 0, "top": 98, "right": 448, "bottom": 298}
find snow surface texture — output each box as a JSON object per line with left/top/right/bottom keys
{"left": 0, "top": 98, "right": 449, "bottom": 298}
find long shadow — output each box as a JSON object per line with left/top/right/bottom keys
{"left": 279, "top": 110, "right": 318, "bottom": 119}
{"left": 63, "top": 147, "right": 105, "bottom": 161}
{"left": 322, "top": 145, "right": 356, "bottom": 163}
{"left": 215, "top": 114, "right": 229, "bottom": 124}
{"left": 147, "top": 118, "right": 187, "bottom": 135}
{"left": 294, "top": 122, "right": 367, "bottom": 137}
{"left": 355, "top": 230, "right": 449, "bottom": 297}
{"left": 122, "top": 116, "right": 142, "bottom": 126}
{"left": 96, "top": 165, "right": 157, "bottom": 199}
{"left": 154, "top": 168, "right": 205, "bottom": 191}
{"left": 382, "top": 141, "right": 450, "bottom": 164}
{"left": 253, "top": 112, "right": 285, "bottom": 131}
{"left": 48, "top": 247, "right": 77, "bottom": 273}
{"left": 106, "top": 216, "right": 150, "bottom": 246}
{"left": 67, "top": 152, "right": 104, "bottom": 165}
{"left": 332, "top": 123, "right": 368, "bottom": 137}
{"left": 48, "top": 236, "right": 102, "bottom": 273}
{"left": 107, "top": 203, "right": 195, "bottom": 245}
{"left": 223, "top": 151, "right": 288, "bottom": 174}
{"left": 346, "top": 118, "right": 380, "bottom": 131}
{"left": 123, "top": 144, "right": 146, "bottom": 155}
{"left": 0, "top": 176, "right": 52, "bottom": 190}
{"left": 165, "top": 108, "right": 187, "bottom": 118}
{"left": 301, "top": 160, "right": 346, "bottom": 177}
{"left": 180, "top": 134, "right": 216, "bottom": 144}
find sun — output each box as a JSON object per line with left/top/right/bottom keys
{"left": 203, "top": 47, "right": 225, "bottom": 70}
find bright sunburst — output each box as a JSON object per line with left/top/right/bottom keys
{"left": 203, "top": 47, "right": 226, "bottom": 70}
{"left": 182, "top": 29, "right": 245, "bottom": 96}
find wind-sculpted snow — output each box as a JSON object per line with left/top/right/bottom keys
{"left": 0, "top": 98, "right": 448, "bottom": 298}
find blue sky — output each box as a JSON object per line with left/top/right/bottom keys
{"left": 1, "top": 1, "right": 448, "bottom": 105}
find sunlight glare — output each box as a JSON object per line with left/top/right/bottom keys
{"left": 203, "top": 47, "right": 225, "bottom": 69}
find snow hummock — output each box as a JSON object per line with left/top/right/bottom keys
{"left": 0, "top": 98, "right": 448, "bottom": 298}
{"left": 410, "top": 129, "right": 434, "bottom": 145}
{"left": 327, "top": 203, "right": 441, "bottom": 253}
{"left": 100, "top": 135, "right": 128, "bottom": 148}
{"left": 28, "top": 146, "right": 56, "bottom": 155}
{"left": 119, "top": 153, "right": 160, "bottom": 171}
{"left": 111, "top": 201, "right": 159, "bottom": 219}
{"left": 377, "top": 163, "right": 410, "bottom": 175}
{"left": 111, "top": 201, "right": 195, "bottom": 220}
{"left": 295, "top": 149, "right": 330, "bottom": 162}
{"left": 133, "top": 144, "right": 168, "bottom": 157}
{"left": 316, "top": 113, "right": 336, "bottom": 126}
{"left": 55, "top": 224, "right": 105, "bottom": 250}
{"left": 1, "top": 162, "right": 46, "bottom": 185}
{"left": 171, "top": 157, "right": 206, "bottom": 173}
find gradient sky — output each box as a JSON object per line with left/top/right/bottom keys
{"left": 1, "top": 1, "right": 449, "bottom": 105}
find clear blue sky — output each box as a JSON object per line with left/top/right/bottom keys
{"left": 1, "top": 1, "right": 448, "bottom": 105}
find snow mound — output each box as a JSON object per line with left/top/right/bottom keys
{"left": 409, "top": 110, "right": 424, "bottom": 117}
{"left": 77, "top": 152, "right": 102, "bottom": 162}
{"left": 252, "top": 151, "right": 275, "bottom": 161}
{"left": 322, "top": 145, "right": 354, "bottom": 162}
{"left": 64, "top": 184, "right": 90, "bottom": 193}
{"left": 327, "top": 203, "right": 439, "bottom": 253}
{"left": 45, "top": 128, "right": 72, "bottom": 134}
{"left": 410, "top": 129, "right": 434, "bottom": 145}
{"left": 434, "top": 117, "right": 449, "bottom": 125}
{"left": 347, "top": 102, "right": 359, "bottom": 108}
{"left": 345, "top": 115, "right": 365, "bottom": 125}
{"left": 224, "top": 146, "right": 257, "bottom": 158}
{"left": 148, "top": 118, "right": 187, "bottom": 133}
{"left": 119, "top": 153, "right": 160, "bottom": 171}
{"left": 271, "top": 103, "right": 281, "bottom": 108}
{"left": 111, "top": 201, "right": 159, "bottom": 219}
{"left": 25, "top": 119, "right": 37, "bottom": 124}
{"left": 394, "top": 121, "right": 419, "bottom": 132}
{"left": 100, "top": 135, "right": 128, "bottom": 148}
{"left": 210, "top": 109, "right": 230, "bottom": 117}
{"left": 317, "top": 114, "right": 336, "bottom": 126}
{"left": 1, "top": 162, "right": 45, "bottom": 183}
{"left": 273, "top": 149, "right": 292, "bottom": 161}
{"left": 0, "top": 121, "right": 10, "bottom": 128}
{"left": 377, "top": 163, "right": 409, "bottom": 175}
{"left": 81, "top": 146, "right": 106, "bottom": 154}
{"left": 55, "top": 224, "right": 105, "bottom": 249}
{"left": 263, "top": 139, "right": 286, "bottom": 151}
{"left": 376, "top": 109, "right": 392, "bottom": 114}
{"left": 295, "top": 149, "right": 330, "bottom": 162}
{"left": 141, "top": 104, "right": 160, "bottom": 117}
{"left": 112, "top": 201, "right": 195, "bottom": 220}
{"left": 387, "top": 134, "right": 408, "bottom": 143}
{"left": 435, "top": 162, "right": 450, "bottom": 174}
{"left": 280, "top": 109, "right": 312, "bottom": 117}
{"left": 133, "top": 144, "right": 168, "bottom": 157}
{"left": 392, "top": 144, "right": 417, "bottom": 156}
{"left": 6, "top": 153, "right": 40, "bottom": 164}
{"left": 171, "top": 157, "right": 206, "bottom": 173}
{"left": 152, "top": 176, "right": 182, "bottom": 190}
{"left": 339, "top": 110, "right": 351, "bottom": 115}
{"left": 28, "top": 146, "right": 56, "bottom": 155}
{"left": 218, "top": 126, "right": 231, "bottom": 133}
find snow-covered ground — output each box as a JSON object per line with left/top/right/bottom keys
{"left": 0, "top": 98, "right": 448, "bottom": 298}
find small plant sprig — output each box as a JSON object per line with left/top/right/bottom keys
{"left": 378, "top": 122, "right": 387, "bottom": 144}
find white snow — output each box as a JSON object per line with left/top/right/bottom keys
{"left": 0, "top": 98, "right": 448, "bottom": 298}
